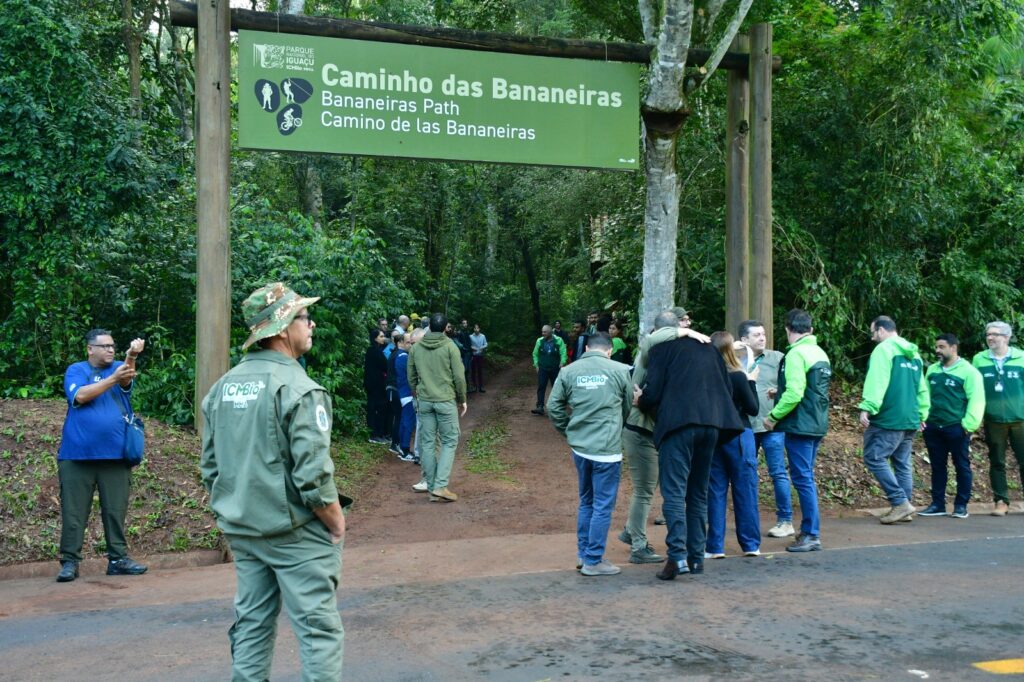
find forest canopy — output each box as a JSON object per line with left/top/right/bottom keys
{"left": 1, "top": 0, "right": 1022, "bottom": 427}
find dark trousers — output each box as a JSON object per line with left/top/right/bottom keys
{"left": 365, "top": 388, "right": 389, "bottom": 438}
{"left": 536, "top": 366, "right": 559, "bottom": 409}
{"left": 658, "top": 425, "right": 718, "bottom": 563}
{"left": 470, "top": 355, "right": 485, "bottom": 389}
{"left": 923, "top": 424, "right": 972, "bottom": 508}
{"left": 58, "top": 459, "right": 131, "bottom": 563}
{"left": 387, "top": 388, "right": 402, "bottom": 446}
{"left": 983, "top": 420, "right": 1024, "bottom": 504}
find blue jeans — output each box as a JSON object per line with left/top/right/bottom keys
{"left": 784, "top": 434, "right": 822, "bottom": 537}
{"left": 573, "top": 454, "right": 621, "bottom": 565}
{"left": 707, "top": 429, "right": 761, "bottom": 554}
{"left": 923, "top": 424, "right": 972, "bottom": 508}
{"left": 755, "top": 430, "right": 792, "bottom": 522}
{"left": 863, "top": 425, "right": 914, "bottom": 505}
{"left": 658, "top": 425, "right": 718, "bottom": 563}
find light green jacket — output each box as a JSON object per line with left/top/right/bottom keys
{"left": 201, "top": 350, "right": 338, "bottom": 538}
{"left": 858, "top": 335, "right": 930, "bottom": 429}
{"left": 548, "top": 351, "right": 633, "bottom": 459}
{"left": 625, "top": 327, "right": 679, "bottom": 433}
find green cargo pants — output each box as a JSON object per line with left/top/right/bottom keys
{"left": 622, "top": 427, "right": 659, "bottom": 552}
{"left": 983, "top": 420, "right": 1024, "bottom": 504}
{"left": 418, "top": 399, "right": 460, "bottom": 492}
{"left": 58, "top": 459, "right": 131, "bottom": 563}
{"left": 226, "top": 522, "right": 344, "bottom": 682}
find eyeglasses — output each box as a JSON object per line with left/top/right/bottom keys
{"left": 89, "top": 344, "right": 116, "bottom": 351}
{"left": 294, "top": 314, "right": 313, "bottom": 327}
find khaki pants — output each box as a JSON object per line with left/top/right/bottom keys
{"left": 418, "top": 399, "right": 460, "bottom": 491}
{"left": 622, "top": 427, "right": 659, "bottom": 552}
{"left": 226, "top": 523, "right": 344, "bottom": 682}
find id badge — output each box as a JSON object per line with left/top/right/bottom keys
{"left": 995, "top": 382, "right": 1004, "bottom": 392}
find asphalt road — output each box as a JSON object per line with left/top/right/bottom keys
{"left": 1, "top": 515, "right": 1022, "bottom": 681}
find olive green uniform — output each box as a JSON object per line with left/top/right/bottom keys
{"left": 201, "top": 350, "right": 344, "bottom": 682}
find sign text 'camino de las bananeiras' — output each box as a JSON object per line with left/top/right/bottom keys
{"left": 238, "top": 30, "right": 640, "bottom": 170}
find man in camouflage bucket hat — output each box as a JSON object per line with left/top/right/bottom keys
{"left": 201, "top": 282, "right": 348, "bottom": 681}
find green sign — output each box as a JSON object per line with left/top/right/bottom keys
{"left": 238, "top": 30, "right": 639, "bottom": 170}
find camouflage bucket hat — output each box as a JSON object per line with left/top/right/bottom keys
{"left": 241, "top": 282, "right": 320, "bottom": 350}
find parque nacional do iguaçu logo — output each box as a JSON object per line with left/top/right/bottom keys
{"left": 252, "top": 42, "right": 315, "bottom": 136}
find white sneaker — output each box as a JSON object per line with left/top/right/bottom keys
{"left": 767, "top": 521, "right": 795, "bottom": 538}
{"left": 704, "top": 552, "right": 726, "bottom": 559}
{"left": 411, "top": 480, "right": 428, "bottom": 492}
{"left": 743, "top": 549, "right": 761, "bottom": 557}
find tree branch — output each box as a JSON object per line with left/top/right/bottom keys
{"left": 695, "top": 0, "right": 754, "bottom": 88}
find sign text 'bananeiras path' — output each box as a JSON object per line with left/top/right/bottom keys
{"left": 238, "top": 30, "right": 640, "bottom": 170}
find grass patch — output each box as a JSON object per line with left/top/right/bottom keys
{"left": 465, "top": 423, "right": 514, "bottom": 482}
{"left": 331, "top": 436, "right": 389, "bottom": 500}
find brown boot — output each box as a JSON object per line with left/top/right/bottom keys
{"left": 429, "top": 487, "right": 458, "bottom": 502}
{"left": 992, "top": 500, "right": 1009, "bottom": 516}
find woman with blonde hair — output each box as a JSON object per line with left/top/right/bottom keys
{"left": 706, "top": 331, "right": 762, "bottom": 558}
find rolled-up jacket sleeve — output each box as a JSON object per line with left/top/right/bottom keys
{"left": 287, "top": 389, "right": 339, "bottom": 509}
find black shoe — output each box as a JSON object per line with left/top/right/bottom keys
{"left": 918, "top": 503, "right": 946, "bottom": 516}
{"left": 107, "top": 557, "right": 148, "bottom": 576}
{"left": 479, "top": 388, "right": 486, "bottom": 393}
{"left": 786, "top": 534, "right": 822, "bottom": 552}
{"left": 654, "top": 516, "right": 667, "bottom": 525}
{"left": 618, "top": 528, "right": 632, "bottom": 545}
{"left": 531, "top": 407, "right": 544, "bottom": 415}
{"left": 951, "top": 505, "right": 969, "bottom": 519}
{"left": 687, "top": 559, "right": 704, "bottom": 574}
{"left": 656, "top": 559, "right": 680, "bottom": 581}
{"left": 56, "top": 561, "right": 78, "bottom": 582}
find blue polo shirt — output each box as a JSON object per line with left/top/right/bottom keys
{"left": 58, "top": 361, "right": 132, "bottom": 461}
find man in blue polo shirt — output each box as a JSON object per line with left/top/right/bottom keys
{"left": 56, "top": 329, "right": 147, "bottom": 582}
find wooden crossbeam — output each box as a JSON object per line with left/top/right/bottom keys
{"left": 169, "top": 0, "right": 781, "bottom": 71}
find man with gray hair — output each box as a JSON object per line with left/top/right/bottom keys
{"left": 618, "top": 311, "right": 709, "bottom": 563}
{"left": 532, "top": 324, "right": 567, "bottom": 415}
{"left": 972, "top": 321, "right": 1024, "bottom": 516}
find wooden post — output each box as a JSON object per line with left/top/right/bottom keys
{"left": 725, "top": 34, "right": 750, "bottom": 336}
{"left": 194, "top": 0, "right": 232, "bottom": 429}
{"left": 749, "top": 24, "right": 774, "bottom": 347}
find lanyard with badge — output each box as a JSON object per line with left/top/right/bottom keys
{"left": 991, "top": 352, "right": 1006, "bottom": 392}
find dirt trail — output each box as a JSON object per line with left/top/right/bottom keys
{"left": 347, "top": 358, "right": 634, "bottom": 548}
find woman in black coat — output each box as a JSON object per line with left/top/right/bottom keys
{"left": 364, "top": 329, "right": 390, "bottom": 443}
{"left": 706, "top": 331, "right": 762, "bottom": 559}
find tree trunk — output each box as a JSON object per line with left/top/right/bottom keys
{"left": 168, "top": 23, "right": 194, "bottom": 144}
{"left": 520, "top": 238, "right": 543, "bottom": 331}
{"left": 484, "top": 202, "right": 498, "bottom": 275}
{"left": 122, "top": 0, "right": 142, "bottom": 113}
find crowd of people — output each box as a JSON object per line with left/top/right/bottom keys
{"left": 363, "top": 313, "right": 486, "bottom": 500}
{"left": 49, "top": 279, "right": 1023, "bottom": 676}
{"left": 542, "top": 309, "right": 1024, "bottom": 580}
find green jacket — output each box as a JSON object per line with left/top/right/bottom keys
{"left": 625, "top": 327, "right": 678, "bottom": 433}
{"left": 533, "top": 334, "right": 567, "bottom": 371}
{"left": 770, "top": 335, "right": 832, "bottom": 437}
{"left": 972, "top": 347, "right": 1024, "bottom": 423}
{"left": 408, "top": 332, "right": 467, "bottom": 404}
{"left": 200, "top": 350, "right": 338, "bottom": 538}
{"left": 925, "top": 359, "right": 985, "bottom": 431}
{"left": 858, "top": 335, "right": 930, "bottom": 430}
{"left": 548, "top": 351, "right": 633, "bottom": 459}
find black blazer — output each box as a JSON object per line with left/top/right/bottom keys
{"left": 363, "top": 345, "right": 388, "bottom": 395}
{"left": 637, "top": 337, "right": 745, "bottom": 447}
